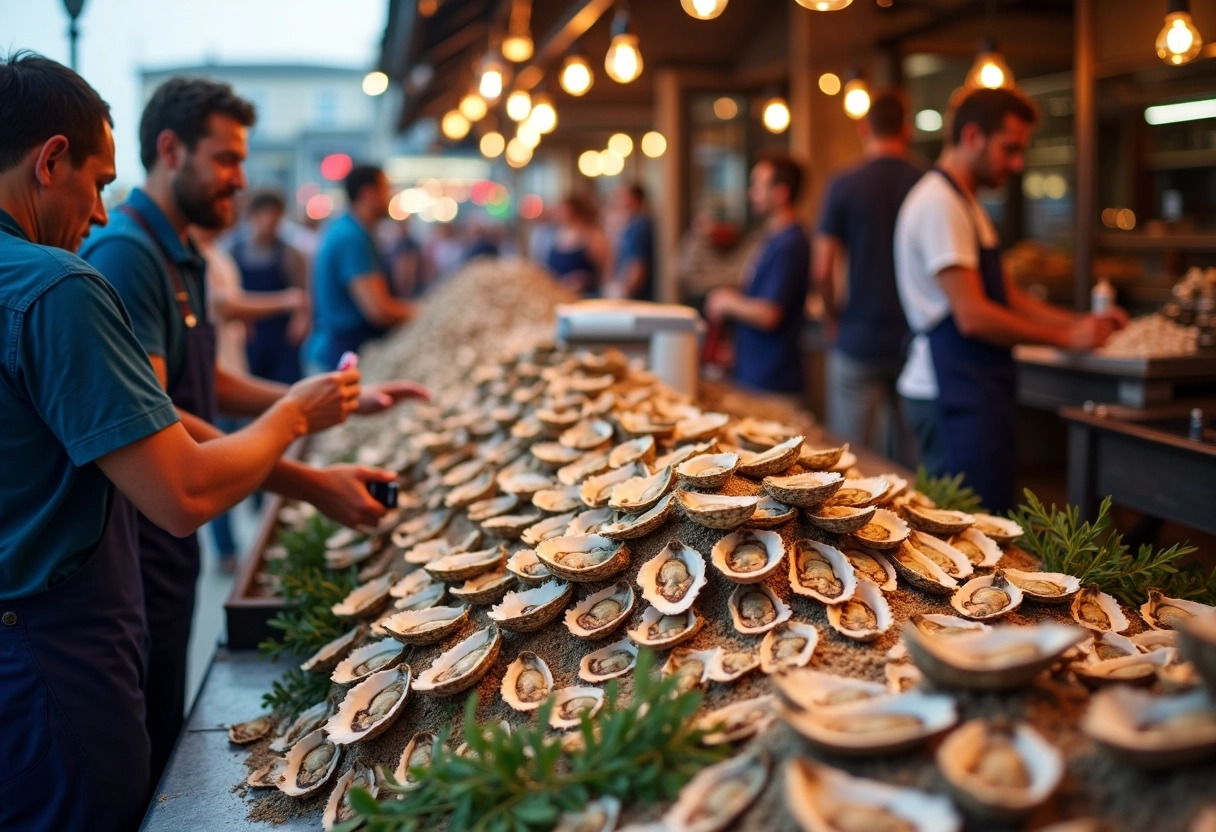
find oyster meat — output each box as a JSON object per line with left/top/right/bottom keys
{"left": 579, "top": 638, "right": 638, "bottom": 682}
{"left": 789, "top": 539, "right": 857, "bottom": 602}
{"left": 637, "top": 541, "right": 707, "bottom": 615}
{"left": 566, "top": 582, "right": 635, "bottom": 638}
{"left": 729, "top": 583, "right": 791, "bottom": 634}
{"left": 710, "top": 529, "right": 785, "bottom": 583}
{"left": 501, "top": 651, "right": 554, "bottom": 711}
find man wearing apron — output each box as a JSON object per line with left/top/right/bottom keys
{"left": 80, "top": 77, "right": 426, "bottom": 785}
{"left": 0, "top": 54, "right": 364, "bottom": 832}
{"left": 894, "top": 87, "right": 1123, "bottom": 513}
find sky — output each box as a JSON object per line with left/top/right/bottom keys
{"left": 3, "top": 0, "right": 387, "bottom": 187}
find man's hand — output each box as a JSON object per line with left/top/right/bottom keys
{"left": 704, "top": 287, "right": 740, "bottom": 325}
{"left": 1063, "top": 314, "right": 1121, "bottom": 352}
{"left": 284, "top": 369, "right": 361, "bottom": 433}
{"left": 355, "top": 380, "right": 432, "bottom": 415}
{"left": 307, "top": 464, "right": 396, "bottom": 528}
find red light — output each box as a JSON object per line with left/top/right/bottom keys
{"left": 295, "top": 182, "right": 320, "bottom": 205}
{"left": 470, "top": 180, "right": 495, "bottom": 206}
{"left": 519, "top": 194, "right": 544, "bottom": 220}
{"left": 489, "top": 184, "right": 510, "bottom": 206}
{"left": 320, "top": 153, "right": 353, "bottom": 181}
{"left": 306, "top": 194, "right": 334, "bottom": 220}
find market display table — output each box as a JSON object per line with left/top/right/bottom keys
{"left": 1016, "top": 345, "right": 1216, "bottom": 410}
{"left": 1063, "top": 399, "right": 1216, "bottom": 534}
{"left": 140, "top": 649, "right": 311, "bottom": 831}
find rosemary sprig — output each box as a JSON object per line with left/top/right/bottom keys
{"left": 339, "top": 650, "right": 727, "bottom": 832}
{"left": 261, "top": 665, "right": 333, "bottom": 715}
{"left": 1013, "top": 489, "right": 1215, "bottom": 606}
{"left": 914, "top": 467, "right": 985, "bottom": 514}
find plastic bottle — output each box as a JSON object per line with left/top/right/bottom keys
{"left": 1091, "top": 277, "right": 1115, "bottom": 316}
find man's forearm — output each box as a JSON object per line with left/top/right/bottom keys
{"left": 957, "top": 297, "right": 1071, "bottom": 349}
{"left": 175, "top": 408, "right": 315, "bottom": 501}
{"left": 216, "top": 365, "right": 290, "bottom": 417}
{"left": 1006, "top": 284, "right": 1077, "bottom": 328}
{"left": 726, "top": 293, "right": 783, "bottom": 331}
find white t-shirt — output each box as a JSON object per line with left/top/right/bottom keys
{"left": 199, "top": 237, "right": 248, "bottom": 374}
{"left": 894, "top": 170, "right": 1000, "bottom": 400}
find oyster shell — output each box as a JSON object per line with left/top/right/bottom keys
{"left": 805, "top": 503, "right": 876, "bottom": 534}
{"left": 1079, "top": 631, "right": 1140, "bottom": 663}
{"left": 535, "top": 535, "right": 630, "bottom": 582}
{"left": 677, "top": 490, "right": 760, "bottom": 529}
{"left": 746, "top": 496, "right": 797, "bottom": 529}
{"left": 557, "top": 452, "right": 611, "bottom": 486}
{"left": 711, "top": 529, "right": 786, "bottom": 583}
{"left": 389, "top": 570, "right": 434, "bottom": 600}
{"left": 565, "top": 581, "right": 636, "bottom": 639}
{"left": 937, "top": 718, "right": 1063, "bottom": 822}
{"left": 608, "top": 435, "right": 656, "bottom": 468}
{"left": 971, "top": 513, "right": 1024, "bottom": 544}
{"left": 520, "top": 511, "right": 577, "bottom": 546}
{"left": 554, "top": 797, "right": 621, "bottom": 832}
{"left": 531, "top": 441, "right": 585, "bottom": 468}
{"left": 655, "top": 440, "right": 718, "bottom": 472}
{"left": 566, "top": 507, "right": 616, "bottom": 536}
{"left": 330, "top": 638, "right": 405, "bottom": 685}
{"left": 424, "top": 545, "right": 507, "bottom": 582}
{"left": 951, "top": 572, "right": 1023, "bottom": 621}
{"left": 488, "top": 580, "right": 574, "bottom": 632}
{"left": 841, "top": 547, "right": 898, "bottom": 593}
{"left": 886, "top": 662, "right": 922, "bottom": 693}
{"left": 412, "top": 625, "right": 502, "bottom": 696}
{"left": 827, "top": 580, "right": 893, "bottom": 642}
{"left": 675, "top": 452, "right": 740, "bottom": 490}
{"left": 1179, "top": 610, "right": 1216, "bottom": 699}
{"left": 325, "top": 665, "right": 411, "bottom": 744}
{"left": 851, "top": 509, "right": 911, "bottom": 551}
{"left": 784, "top": 758, "right": 961, "bottom": 832}
{"left": 1071, "top": 584, "right": 1130, "bottom": 633}
{"left": 696, "top": 696, "right": 777, "bottom": 745}
{"left": 449, "top": 567, "right": 516, "bottom": 605}
{"left": 579, "top": 638, "right": 639, "bottom": 682}
{"left": 392, "top": 732, "right": 437, "bottom": 790}
{"left": 761, "top": 471, "right": 843, "bottom": 508}
{"left": 674, "top": 412, "right": 730, "bottom": 443}
{"left": 300, "top": 625, "right": 363, "bottom": 675}
{"left": 903, "top": 621, "right": 1086, "bottom": 690}
{"left": 889, "top": 541, "right": 957, "bottom": 595}
{"left": 773, "top": 669, "right": 887, "bottom": 712}
{"left": 549, "top": 686, "right": 605, "bottom": 729}
{"left": 734, "top": 418, "right": 798, "bottom": 450}
{"left": 728, "top": 583, "right": 792, "bottom": 635}
{"left": 532, "top": 485, "right": 583, "bottom": 514}
{"left": 903, "top": 505, "right": 975, "bottom": 535}
{"left": 947, "top": 527, "right": 1003, "bottom": 569}
{"left": 760, "top": 621, "right": 819, "bottom": 674}
{"left": 616, "top": 411, "right": 676, "bottom": 438}
{"left": 505, "top": 548, "right": 553, "bottom": 584}
{"left": 497, "top": 470, "right": 556, "bottom": 496}
{"left": 735, "top": 435, "right": 804, "bottom": 478}
{"left": 706, "top": 649, "right": 761, "bottom": 683}
{"left": 789, "top": 539, "right": 858, "bottom": 602}
{"left": 662, "top": 648, "right": 719, "bottom": 694}
{"left": 664, "top": 748, "right": 770, "bottom": 832}
{"left": 907, "top": 532, "right": 973, "bottom": 580}
{"left": 440, "top": 458, "right": 487, "bottom": 488}
{"left": 247, "top": 757, "right": 287, "bottom": 789}
{"left": 608, "top": 466, "right": 675, "bottom": 513}
{"left": 390, "top": 582, "right": 446, "bottom": 614}
{"left": 824, "top": 476, "right": 891, "bottom": 508}
{"left": 322, "top": 765, "right": 378, "bottom": 831}
{"left": 500, "top": 651, "right": 555, "bottom": 711}
{"left": 559, "top": 418, "right": 615, "bottom": 450}
{"left": 1003, "top": 568, "right": 1080, "bottom": 605}
{"left": 798, "top": 442, "right": 848, "bottom": 470}
{"left": 228, "top": 714, "right": 273, "bottom": 745}
{"left": 910, "top": 613, "right": 991, "bottom": 638}
{"left": 1142, "top": 588, "right": 1215, "bottom": 631}
{"left": 1082, "top": 687, "right": 1216, "bottom": 768}
{"left": 628, "top": 606, "right": 703, "bottom": 649}
{"left": 1074, "top": 648, "right": 1174, "bottom": 688}
{"left": 278, "top": 729, "right": 342, "bottom": 797}
{"left": 331, "top": 575, "right": 394, "bottom": 620}
{"left": 391, "top": 509, "right": 452, "bottom": 550}
{"left": 269, "top": 700, "right": 331, "bottom": 753}
{"left": 380, "top": 606, "right": 469, "bottom": 646}
{"left": 444, "top": 468, "right": 497, "bottom": 508}
{"left": 779, "top": 689, "right": 958, "bottom": 756}
{"left": 600, "top": 493, "right": 676, "bottom": 540}
{"left": 580, "top": 463, "right": 647, "bottom": 509}
{"left": 481, "top": 512, "right": 544, "bottom": 540}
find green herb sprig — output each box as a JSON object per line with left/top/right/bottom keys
{"left": 339, "top": 650, "right": 727, "bottom": 832}
{"left": 1013, "top": 489, "right": 1215, "bottom": 606}
{"left": 914, "top": 467, "right": 984, "bottom": 514}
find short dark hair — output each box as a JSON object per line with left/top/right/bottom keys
{"left": 867, "top": 90, "right": 906, "bottom": 139}
{"left": 949, "top": 87, "right": 1038, "bottom": 146}
{"left": 758, "top": 153, "right": 806, "bottom": 204}
{"left": 0, "top": 51, "right": 113, "bottom": 173}
{"left": 248, "top": 189, "right": 286, "bottom": 214}
{"left": 139, "top": 77, "right": 256, "bottom": 171}
{"left": 344, "top": 164, "right": 384, "bottom": 203}
{"left": 625, "top": 183, "right": 647, "bottom": 204}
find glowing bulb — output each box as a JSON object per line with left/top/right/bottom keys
{"left": 680, "top": 0, "right": 728, "bottom": 20}
{"left": 818, "top": 73, "right": 841, "bottom": 95}
{"left": 506, "top": 89, "right": 532, "bottom": 122}
{"left": 479, "top": 70, "right": 503, "bottom": 101}
{"left": 966, "top": 48, "right": 1014, "bottom": 90}
{"left": 578, "top": 150, "right": 603, "bottom": 177}
{"left": 605, "top": 33, "right": 643, "bottom": 83}
{"left": 713, "top": 97, "right": 738, "bottom": 119}
{"left": 1157, "top": 10, "right": 1203, "bottom": 65}
{"left": 843, "top": 79, "right": 870, "bottom": 119}
{"left": 459, "top": 93, "right": 487, "bottom": 122}
{"left": 441, "top": 110, "right": 471, "bottom": 140}
{"left": 560, "top": 53, "right": 593, "bottom": 96}
{"left": 640, "top": 131, "right": 667, "bottom": 158}
{"left": 915, "top": 109, "right": 943, "bottom": 132}
{"left": 362, "top": 71, "right": 389, "bottom": 96}
{"left": 505, "top": 138, "right": 532, "bottom": 168}
{"left": 418, "top": 0, "right": 438, "bottom": 16}
{"left": 529, "top": 95, "right": 557, "bottom": 134}
{"left": 795, "top": 0, "right": 852, "bottom": 9}
{"left": 608, "top": 133, "right": 633, "bottom": 157}
{"left": 502, "top": 34, "right": 533, "bottom": 63}
{"left": 479, "top": 131, "right": 505, "bottom": 158}
{"left": 762, "top": 97, "right": 791, "bottom": 133}
{"left": 516, "top": 121, "right": 542, "bottom": 150}
{"left": 599, "top": 149, "right": 625, "bottom": 177}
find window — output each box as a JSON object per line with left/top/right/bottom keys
{"left": 315, "top": 88, "right": 339, "bottom": 128}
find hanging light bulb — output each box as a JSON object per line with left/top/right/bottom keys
{"left": 478, "top": 50, "right": 510, "bottom": 102}
{"left": 605, "top": 6, "right": 644, "bottom": 84}
{"left": 794, "top": 0, "right": 852, "bottom": 9}
{"left": 529, "top": 93, "right": 557, "bottom": 134}
{"left": 560, "top": 49, "right": 594, "bottom": 96}
{"left": 842, "top": 75, "right": 870, "bottom": 120}
{"left": 502, "top": 0, "right": 534, "bottom": 63}
{"left": 459, "top": 93, "right": 488, "bottom": 121}
{"left": 418, "top": 0, "right": 439, "bottom": 16}
{"left": 762, "top": 96, "right": 791, "bottom": 133}
{"left": 1157, "top": 0, "right": 1203, "bottom": 65}
{"left": 506, "top": 89, "right": 532, "bottom": 122}
{"left": 516, "top": 121, "right": 542, "bottom": 150}
{"left": 965, "top": 38, "right": 1015, "bottom": 90}
{"left": 608, "top": 133, "right": 633, "bottom": 157}
{"left": 480, "top": 131, "right": 505, "bottom": 158}
{"left": 681, "top": 0, "right": 728, "bottom": 20}
{"left": 441, "top": 110, "right": 471, "bottom": 140}
{"left": 505, "top": 138, "right": 533, "bottom": 168}
{"left": 640, "top": 131, "right": 667, "bottom": 158}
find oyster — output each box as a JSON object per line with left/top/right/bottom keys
{"left": 520, "top": 511, "right": 577, "bottom": 546}
{"left": 761, "top": 471, "right": 843, "bottom": 508}
{"left": 557, "top": 452, "right": 611, "bottom": 486}
{"left": 784, "top": 758, "right": 961, "bottom": 832}
{"left": 707, "top": 649, "right": 761, "bottom": 683}
{"left": 827, "top": 580, "right": 893, "bottom": 642}
{"left": 825, "top": 476, "right": 891, "bottom": 508}
{"left": 711, "top": 529, "right": 785, "bottom": 583}
{"left": 412, "top": 625, "right": 502, "bottom": 696}
{"left": 789, "top": 539, "right": 857, "bottom": 602}
{"left": 580, "top": 463, "right": 647, "bottom": 509}
{"left": 500, "top": 651, "right": 555, "bottom": 711}
{"left": 566, "top": 507, "right": 616, "bottom": 536}
{"left": 579, "top": 638, "right": 639, "bottom": 682}
{"left": 1071, "top": 585, "right": 1130, "bottom": 633}
{"left": 734, "top": 417, "right": 798, "bottom": 449}
{"left": 325, "top": 665, "right": 411, "bottom": 744}
{"left": 971, "top": 513, "right": 1024, "bottom": 545}
{"left": 300, "top": 625, "right": 363, "bottom": 675}
{"left": 907, "top": 532, "right": 973, "bottom": 580}
{"left": 488, "top": 580, "right": 574, "bottom": 632}
{"left": 951, "top": 572, "right": 1023, "bottom": 621}
{"left": 675, "top": 452, "right": 740, "bottom": 490}
{"left": 910, "top": 613, "right": 991, "bottom": 639}
{"left": 559, "top": 418, "right": 614, "bottom": 450}
{"left": 609, "top": 466, "right": 675, "bottom": 514}
{"left": 228, "top": 714, "right": 273, "bottom": 745}
{"left": 1074, "top": 648, "right": 1174, "bottom": 688}
{"left": 903, "top": 505, "right": 975, "bottom": 535}
{"left": 616, "top": 410, "right": 676, "bottom": 438}
{"left": 674, "top": 412, "right": 730, "bottom": 443}
{"left": 947, "top": 527, "right": 1003, "bottom": 569}
{"left": 774, "top": 669, "right": 887, "bottom": 712}
{"left": 330, "top": 638, "right": 406, "bottom": 684}
{"left": 841, "top": 547, "right": 898, "bottom": 593}
{"left": 380, "top": 606, "right": 469, "bottom": 646}
{"left": 530, "top": 441, "right": 585, "bottom": 468}
{"left": 1080, "top": 631, "right": 1140, "bottom": 663}
{"left": 549, "top": 686, "right": 605, "bottom": 729}
{"left": 565, "top": 581, "right": 636, "bottom": 639}
{"left": 1179, "top": 610, "right": 1216, "bottom": 699}
{"left": 746, "top": 496, "right": 797, "bottom": 529}
{"left": 1082, "top": 687, "right": 1216, "bottom": 768}
{"left": 391, "top": 509, "right": 452, "bottom": 550}
{"left": 392, "top": 732, "right": 437, "bottom": 790}
{"left": 247, "top": 757, "right": 287, "bottom": 789}
{"left": 278, "top": 729, "right": 342, "bottom": 797}
{"left": 443, "top": 468, "right": 497, "bottom": 508}
{"left": 608, "top": 435, "right": 656, "bottom": 468}
{"left": 424, "top": 545, "right": 507, "bottom": 582}
{"left": 532, "top": 485, "right": 583, "bottom": 514}
{"left": 798, "top": 442, "right": 848, "bottom": 470}
{"left": 728, "top": 583, "right": 792, "bottom": 635}
{"left": 664, "top": 748, "right": 769, "bottom": 832}
{"left": 535, "top": 535, "right": 630, "bottom": 582}
{"left": 805, "top": 503, "right": 876, "bottom": 534}
{"left": 629, "top": 606, "right": 703, "bottom": 649}
{"left": 903, "top": 622, "right": 1086, "bottom": 690}
{"left": 677, "top": 490, "right": 760, "bottom": 529}
{"left": 391, "top": 581, "right": 446, "bottom": 613}
{"left": 331, "top": 575, "right": 394, "bottom": 620}
{"left": 779, "top": 689, "right": 958, "bottom": 756}
{"left": 505, "top": 548, "right": 553, "bottom": 584}
{"left": 440, "top": 458, "right": 487, "bottom": 488}
{"left": 554, "top": 797, "right": 621, "bottom": 832}
{"left": 1142, "top": 588, "right": 1215, "bottom": 631}
{"left": 403, "top": 535, "right": 459, "bottom": 566}
{"left": 481, "top": 512, "right": 544, "bottom": 540}
{"left": 760, "top": 621, "right": 819, "bottom": 674}
{"left": 889, "top": 542, "right": 958, "bottom": 595}
{"left": 600, "top": 493, "right": 676, "bottom": 540}
{"left": 937, "top": 718, "right": 1062, "bottom": 821}
{"left": 1003, "top": 568, "right": 1080, "bottom": 605}
{"left": 269, "top": 700, "right": 331, "bottom": 753}
{"left": 449, "top": 567, "right": 516, "bottom": 605}
{"left": 497, "top": 470, "right": 556, "bottom": 496}
{"left": 696, "top": 696, "right": 777, "bottom": 745}
{"left": 662, "top": 648, "right": 719, "bottom": 694}
{"left": 322, "top": 765, "right": 378, "bottom": 831}
{"left": 886, "top": 662, "right": 922, "bottom": 693}
{"left": 388, "top": 570, "right": 434, "bottom": 600}
{"left": 851, "top": 509, "right": 911, "bottom": 551}
{"left": 735, "top": 435, "right": 804, "bottom": 478}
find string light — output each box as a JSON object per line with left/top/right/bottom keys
{"left": 680, "top": 0, "right": 728, "bottom": 20}
{"left": 818, "top": 73, "right": 841, "bottom": 95}
{"left": 502, "top": 0, "right": 534, "bottom": 63}
{"left": 505, "top": 138, "right": 533, "bottom": 168}
{"left": 843, "top": 75, "right": 870, "bottom": 120}
{"left": 1157, "top": 0, "right": 1203, "bottom": 65}
{"left": 362, "top": 71, "right": 389, "bottom": 96}
{"left": 762, "top": 96, "right": 791, "bottom": 133}
{"left": 794, "top": 0, "right": 852, "bottom": 9}
{"left": 578, "top": 150, "right": 603, "bottom": 177}
{"left": 599, "top": 149, "right": 625, "bottom": 177}
{"left": 478, "top": 51, "right": 509, "bottom": 102}
{"left": 640, "top": 131, "right": 667, "bottom": 158}
{"left": 479, "top": 131, "right": 505, "bottom": 158}
{"left": 506, "top": 89, "right": 532, "bottom": 122}
{"left": 459, "top": 93, "right": 488, "bottom": 121}
{"left": 441, "top": 110, "right": 471, "bottom": 140}
{"left": 608, "top": 133, "right": 633, "bottom": 157}
{"left": 516, "top": 121, "right": 542, "bottom": 150}
{"left": 559, "top": 49, "right": 594, "bottom": 96}
{"left": 605, "top": 6, "right": 643, "bottom": 84}
{"left": 529, "top": 93, "right": 557, "bottom": 134}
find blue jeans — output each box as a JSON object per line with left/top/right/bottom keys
{"left": 826, "top": 350, "right": 914, "bottom": 467}
{"left": 206, "top": 416, "right": 242, "bottom": 559}
{"left": 901, "top": 396, "right": 946, "bottom": 477}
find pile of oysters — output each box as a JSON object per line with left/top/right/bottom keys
{"left": 229, "top": 342, "right": 1216, "bottom": 832}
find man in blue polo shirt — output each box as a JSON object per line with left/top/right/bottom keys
{"left": 705, "top": 154, "right": 810, "bottom": 402}
{"left": 606, "top": 182, "right": 655, "bottom": 301}
{"left": 0, "top": 53, "right": 362, "bottom": 832}
{"left": 304, "top": 164, "right": 415, "bottom": 373}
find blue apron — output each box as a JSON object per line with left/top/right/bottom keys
{"left": 233, "top": 238, "right": 301, "bottom": 384}
{"left": 926, "top": 169, "right": 1017, "bottom": 514}
{"left": 0, "top": 493, "right": 150, "bottom": 832}
{"left": 547, "top": 242, "right": 599, "bottom": 296}
{"left": 119, "top": 206, "right": 219, "bottom": 786}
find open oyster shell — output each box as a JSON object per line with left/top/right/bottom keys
{"left": 278, "top": 729, "right": 342, "bottom": 797}
{"left": 907, "top": 532, "right": 974, "bottom": 581}
{"left": 903, "top": 621, "right": 1086, "bottom": 690}
{"left": 746, "top": 495, "right": 797, "bottom": 529}
{"left": 579, "top": 638, "right": 639, "bottom": 682}
{"left": 711, "top": 529, "right": 786, "bottom": 584}
{"left": 937, "top": 718, "right": 1063, "bottom": 822}
{"left": 779, "top": 689, "right": 958, "bottom": 756}
{"left": 481, "top": 512, "right": 544, "bottom": 541}
{"left": 566, "top": 507, "right": 616, "bottom": 536}
{"left": 532, "top": 485, "right": 583, "bottom": 515}
{"left": 971, "top": 513, "right": 1024, "bottom": 545}
{"left": 559, "top": 418, "right": 615, "bottom": 450}
{"left": 300, "top": 625, "right": 363, "bottom": 675}
{"left": 440, "top": 458, "right": 487, "bottom": 488}
{"left": 531, "top": 441, "right": 585, "bottom": 468}
{"left": 825, "top": 476, "right": 891, "bottom": 508}
{"left": 1071, "top": 584, "right": 1130, "bottom": 632}
{"left": 554, "top": 797, "right": 621, "bottom": 832}
{"left": 784, "top": 758, "right": 961, "bottom": 832}
{"left": 903, "top": 505, "right": 976, "bottom": 535}
{"left": 1179, "top": 610, "right": 1216, "bottom": 698}
{"left": 675, "top": 452, "right": 740, "bottom": 490}
{"left": 662, "top": 647, "right": 720, "bottom": 695}
{"left": 827, "top": 580, "right": 893, "bottom": 642}
{"left": 734, "top": 417, "right": 798, "bottom": 450}
{"left": 247, "top": 757, "right": 287, "bottom": 789}
{"left": 444, "top": 469, "right": 497, "bottom": 509}
{"left": 911, "top": 613, "right": 992, "bottom": 638}
{"left": 608, "top": 435, "right": 656, "bottom": 469}
{"left": 696, "top": 696, "right": 777, "bottom": 746}
{"left": 412, "top": 625, "right": 502, "bottom": 696}
{"left": 789, "top": 539, "right": 857, "bottom": 603}
{"left": 381, "top": 606, "right": 469, "bottom": 646}
{"left": 1003, "top": 568, "right": 1080, "bottom": 605}
{"left": 707, "top": 649, "right": 761, "bottom": 683}
{"left": 331, "top": 575, "right": 394, "bottom": 620}
{"left": 392, "top": 731, "right": 438, "bottom": 790}
{"left": 773, "top": 669, "right": 888, "bottom": 713}
{"left": 674, "top": 412, "right": 730, "bottom": 443}
{"left": 520, "top": 511, "right": 577, "bottom": 546}
{"left": 600, "top": 493, "right": 677, "bottom": 540}
{"left": 805, "top": 503, "right": 876, "bottom": 534}
{"left": 728, "top": 583, "right": 792, "bottom": 635}
{"left": 330, "top": 638, "right": 405, "bottom": 684}
{"left": 952, "top": 572, "right": 1023, "bottom": 621}
{"left": 391, "top": 508, "right": 452, "bottom": 551}
{"left": 677, "top": 490, "right": 760, "bottom": 529}
{"left": 1142, "top": 588, "right": 1216, "bottom": 631}
{"left": 228, "top": 714, "right": 273, "bottom": 746}
{"left": 269, "top": 700, "right": 331, "bottom": 753}
{"left": 1074, "top": 647, "right": 1175, "bottom": 688}
{"left": 664, "top": 748, "right": 770, "bottom": 832}
{"left": 549, "top": 686, "right": 605, "bottom": 729}
{"left": 1078, "top": 631, "right": 1140, "bottom": 663}
{"left": 390, "top": 581, "right": 446, "bottom": 615}
{"left": 535, "top": 534, "right": 630, "bottom": 582}
{"left": 389, "top": 570, "right": 434, "bottom": 599}
{"left": 324, "top": 664, "right": 411, "bottom": 744}
{"left": 557, "top": 451, "right": 611, "bottom": 487}
{"left": 734, "top": 435, "right": 804, "bottom": 478}
{"left": 841, "top": 547, "right": 898, "bottom": 593}
{"left": 449, "top": 567, "right": 516, "bottom": 605}
{"left": 798, "top": 442, "right": 848, "bottom": 470}
{"left": 424, "top": 545, "right": 507, "bottom": 582}
{"left": 628, "top": 606, "right": 703, "bottom": 649}
{"left": 580, "top": 463, "right": 647, "bottom": 509}
{"left": 851, "top": 509, "right": 911, "bottom": 551}
{"left": 501, "top": 651, "right": 555, "bottom": 712}
{"left": 505, "top": 548, "right": 553, "bottom": 585}
{"left": 948, "top": 527, "right": 1004, "bottom": 569}
{"left": 608, "top": 466, "right": 674, "bottom": 513}
{"left": 760, "top": 621, "right": 819, "bottom": 674}
{"left": 322, "top": 765, "right": 378, "bottom": 831}
{"left": 890, "top": 541, "right": 958, "bottom": 595}
{"left": 761, "top": 471, "right": 843, "bottom": 508}
{"left": 1082, "top": 687, "right": 1216, "bottom": 768}
{"left": 488, "top": 580, "right": 574, "bottom": 632}
{"left": 565, "top": 581, "right": 636, "bottom": 639}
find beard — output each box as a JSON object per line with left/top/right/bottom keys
{"left": 173, "top": 163, "right": 235, "bottom": 230}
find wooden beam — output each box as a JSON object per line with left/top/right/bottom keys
{"left": 1074, "top": 0, "right": 1096, "bottom": 311}
{"left": 515, "top": 0, "right": 615, "bottom": 91}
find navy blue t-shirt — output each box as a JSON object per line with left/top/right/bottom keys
{"left": 817, "top": 155, "right": 924, "bottom": 363}
{"left": 615, "top": 215, "right": 655, "bottom": 301}
{"left": 734, "top": 223, "right": 810, "bottom": 395}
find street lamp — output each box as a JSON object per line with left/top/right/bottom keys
{"left": 62, "top": 0, "right": 87, "bottom": 71}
